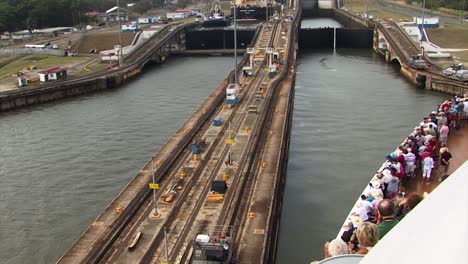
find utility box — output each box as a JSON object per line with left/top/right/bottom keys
{"left": 211, "top": 180, "right": 227, "bottom": 194}
{"left": 192, "top": 142, "right": 202, "bottom": 154}
{"left": 213, "top": 116, "right": 221, "bottom": 126}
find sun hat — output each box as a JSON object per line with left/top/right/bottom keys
{"left": 371, "top": 179, "right": 381, "bottom": 189}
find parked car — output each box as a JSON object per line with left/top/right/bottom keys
{"left": 408, "top": 54, "right": 428, "bottom": 70}
{"left": 454, "top": 70, "right": 468, "bottom": 82}
{"left": 442, "top": 63, "right": 464, "bottom": 77}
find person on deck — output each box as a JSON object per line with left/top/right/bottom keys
{"left": 377, "top": 199, "right": 398, "bottom": 239}
{"left": 323, "top": 238, "right": 348, "bottom": 259}
{"left": 439, "top": 124, "right": 449, "bottom": 145}
{"left": 403, "top": 148, "right": 416, "bottom": 177}
{"left": 436, "top": 112, "right": 447, "bottom": 127}
{"left": 348, "top": 222, "right": 379, "bottom": 255}
{"left": 439, "top": 147, "right": 452, "bottom": 179}
{"left": 395, "top": 193, "right": 424, "bottom": 220}
{"left": 422, "top": 155, "right": 434, "bottom": 185}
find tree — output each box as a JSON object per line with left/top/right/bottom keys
{"left": 0, "top": 1, "right": 14, "bottom": 31}
{"left": 132, "top": 0, "right": 153, "bottom": 14}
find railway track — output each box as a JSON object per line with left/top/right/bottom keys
{"left": 67, "top": 22, "right": 282, "bottom": 264}
{"left": 166, "top": 22, "right": 288, "bottom": 264}
{"left": 146, "top": 23, "right": 282, "bottom": 264}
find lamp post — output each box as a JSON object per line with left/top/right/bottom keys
{"left": 117, "top": 0, "right": 123, "bottom": 67}
{"left": 233, "top": 0, "right": 238, "bottom": 85}
{"left": 462, "top": 0, "right": 466, "bottom": 24}
{"left": 151, "top": 157, "right": 160, "bottom": 218}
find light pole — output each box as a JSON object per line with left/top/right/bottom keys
{"left": 266, "top": 2, "right": 268, "bottom": 22}
{"left": 117, "top": 0, "right": 123, "bottom": 67}
{"left": 420, "top": 0, "right": 426, "bottom": 55}
{"left": 151, "top": 157, "right": 160, "bottom": 218}
{"left": 462, "top": 0, "right": 466, "bottom": 24}
{"left": 233, "top": 1, "right": 238, "bottom": 85}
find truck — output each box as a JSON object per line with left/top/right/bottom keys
{"left": 408, "top": 54, "right": 428, "bottom": 70}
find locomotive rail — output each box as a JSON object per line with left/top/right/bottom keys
{"left": 58, "top": 5, "right": 299, "bottom": 260}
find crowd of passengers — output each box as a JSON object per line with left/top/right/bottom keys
{"left": 314, "top": 95, "right": 468, "bottom": 261}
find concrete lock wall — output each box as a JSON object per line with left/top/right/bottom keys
{"left": 299, "top": 28, "right": 373, "bottom": 49}
{"left": 0, "top": 48, "right": 65, "bottom": 56}
{"left": 185, "top": 29, "right": 256, "bottom": 50}
{"left": 0, "top": 78, "right": 109, "bottom": 112}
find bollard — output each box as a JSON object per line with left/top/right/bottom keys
{"left": 223, "top": 172, "right": 229, "bottom": 181}
{"left": 116, "top": 206, "right": 123, "bottom": 214}
{"left": 262, "top": 162, "right": 267, "bottom": 168}
{"left": 249, "top": 211, "right": 255, "bottom": 219}
{"left": 245, "top": 127, "right": 250, "bottom": 133}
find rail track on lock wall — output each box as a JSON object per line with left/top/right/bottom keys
{"left": 140, "top": 22, "right": 283, "bottom": 264}
{"left": 171, "top": 18, "right": 296, "bottom": 264}
{"left": 59, "top": 19, "right": 286, "bottom": 264}
{"left": 58, "top": 22, "right": 263, "bottom": 264}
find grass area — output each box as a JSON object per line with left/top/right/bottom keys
{"left": 0, "top": 55, "right": 84, "bottom": 78}
{"left": 76, "top": 32, "right": 135, "bottom": 54}
{"left": 426, "top": 28, "right": 468, "bottom": 49}
{"left": 426, "top": 28, "right": 468, "bottom": 68}
{"left": 0, "top": 55, "right": 13, "bottom": 63}
{"left": 345, "top": 0, "right": 412, "bottom": 20}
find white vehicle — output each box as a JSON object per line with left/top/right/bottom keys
{"left": 442, "top": 63, "right": 464, "bottom": 77}
{"left": 408, "top": 54, "right": 428, "bottom": 70}
{"left": 226, "top": 83, "right": 239, "bottom": 108}
{"left": 454, "top": 70, "right": 468, "bottom": 82}
{"left": 25, "top": 44, "right": 46, "bottom": 49}
{"left": 52, "top": 44, "right": 59, "bottom": 49}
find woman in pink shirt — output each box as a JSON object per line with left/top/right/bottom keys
{"left": 439, "top": 124, "right": 449, "bottom": 144}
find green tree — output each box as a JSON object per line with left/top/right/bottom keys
{"left": 133, "top": 0, "right": 152, "bottom": 14}
{"left": 0, "top": 1, "right": 14, "bottom": 31}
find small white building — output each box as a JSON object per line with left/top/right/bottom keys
{"left": 166, "top": 12, "right": 188, "bottom": 20}
{"left": 122, "top": 22, "right": 139, "bottom": 32}
{"left": 138, "top": 17, "right": 157, "bottom": 24}
{"left": 413, "top": 17, "right": 439, "bottom": 28}
{"left": 38, "top": 67, "right": 67, "bottom": 82}
{"left": 97, "top": 6, "right": 129, "bottom": 22}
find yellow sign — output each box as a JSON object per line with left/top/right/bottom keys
{"left": 226, "top": 139, "right": 234, "bottom": 145}
{"left": 149, "top": 183, "right": 159, "bottom": 189}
